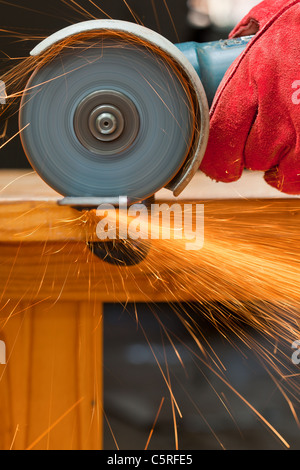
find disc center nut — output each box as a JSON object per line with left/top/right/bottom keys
{"left": 89, "top": 105, "right": 125, "bottom": 142}
{"left": 97, "top": 113, "right": 117, "bottom": 134}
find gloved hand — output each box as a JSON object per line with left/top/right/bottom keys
{"left": 200, "top": 0, "right": 300, "bottom": 194}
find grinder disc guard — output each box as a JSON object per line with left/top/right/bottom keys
{"left": 19, "top": 33, "right": 196, "bottom": 201}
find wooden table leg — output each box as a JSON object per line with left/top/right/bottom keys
{"left": 0, "top": 300, "right": 103, "bottom": 450}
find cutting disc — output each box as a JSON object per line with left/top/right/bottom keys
{"left": 19, "top": 33, "right": 196, "bottom": 200}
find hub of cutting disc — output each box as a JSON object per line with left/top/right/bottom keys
{"left": 91, "top": 107, "right": 122, "bottom": 140}
{"left": 74, "top": 90, "right": 140, "bottom": 155}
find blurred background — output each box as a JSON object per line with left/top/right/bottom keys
{"left": 1, "top": 0, "right": 299, "bottom": 451}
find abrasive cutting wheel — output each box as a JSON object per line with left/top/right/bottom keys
{"left": 19, "top": 20, "right": 209, "bottom": 201}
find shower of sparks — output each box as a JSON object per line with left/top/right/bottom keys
{"left": 88, "top": 205, "right": 300, "bottom": 448}
{"left": 1, "top": 200, "right": 299, "bottom": 449}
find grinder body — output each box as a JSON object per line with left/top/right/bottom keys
{"left": 177, "top": 36, "right": 252, "bottom": 106}
{"left": 19, "top": 20, "right": 252, "bottom": 202}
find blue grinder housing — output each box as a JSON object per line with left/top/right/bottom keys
{"left": 177, "top": 36, "right": 253, "bottom": 106}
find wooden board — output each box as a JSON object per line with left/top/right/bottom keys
{"left": 0, "top": 170, "right": 298, "bottom": 244}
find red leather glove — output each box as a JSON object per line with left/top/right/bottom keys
{"left": 200, "top": 0, "right": 300, "bottom": 194}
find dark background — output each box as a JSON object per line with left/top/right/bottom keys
{"left": 1, "top": 0, "right": 299, "bottom": 451}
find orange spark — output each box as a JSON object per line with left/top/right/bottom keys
{"left": 144, "top": 397, "right": 165, "bottom": 450}
{"left": 26, "top": 397, "right": 84, "bottom": 450}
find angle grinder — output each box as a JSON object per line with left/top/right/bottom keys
{"left": 16, "top": 20, "right": 251, "bottom": 264}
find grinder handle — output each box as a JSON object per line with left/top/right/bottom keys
{"left": 176, "top": 36, "right": 253, "bottom": 107}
